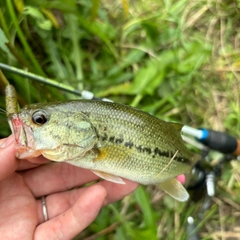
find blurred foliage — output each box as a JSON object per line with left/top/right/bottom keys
{"left": 1, "top": 0, "right": 240, "bottom": 239}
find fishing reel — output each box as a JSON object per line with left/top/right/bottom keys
{"left": 181, "top": 127, "right": 240, "bottom": 240}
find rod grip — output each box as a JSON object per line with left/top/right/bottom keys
{"left": 199, "top": 129, "right": 238, "bottom": 154}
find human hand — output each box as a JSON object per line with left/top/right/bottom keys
{"left": 0, "top": 135, "right": 139, "bottom": 240}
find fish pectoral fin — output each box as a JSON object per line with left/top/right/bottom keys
{"left": 158, "top": 178, "right": 189, "bottom": 202}
{"left": 91, "top": 170, "right": 126, "bottom": 184}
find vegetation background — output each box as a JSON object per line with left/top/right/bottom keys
{"left": 1, "top": 0, "right": 240, "bottom": 239}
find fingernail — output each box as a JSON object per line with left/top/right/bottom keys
{"left": 0, "top": 135, "right": 14, "bottom": 148}
{"left": 177, "top": 174, "right": 186, "bottom": 184}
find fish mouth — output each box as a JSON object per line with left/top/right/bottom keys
{"left": 8, "top": 113, "right": 41, "bottom": 159}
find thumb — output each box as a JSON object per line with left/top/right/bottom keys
{"left": 0, "top": 135, "right": 18, "bottom": 181}
{"left": 35, "top": 185, "right": 107, "bottom": 240}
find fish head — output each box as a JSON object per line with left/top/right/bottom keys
{"left": 8, "top": 103, "right": 98, "bottom": 161}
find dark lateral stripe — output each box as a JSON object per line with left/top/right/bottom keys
{"left": 153, "top": 147, "right": 191, "bottom": 164}
{"left": 98, "top": 133, "right": 191, "bottom": 165}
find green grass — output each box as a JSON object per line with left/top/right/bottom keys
{"left": 1, "top": 0, "right": 240, "bottom": 239}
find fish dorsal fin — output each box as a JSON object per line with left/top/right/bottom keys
{"left": 158, "top": 178, "right": 189, "bottom": 202}
{"left": 92, "top": 170, "right": 126, "bottom": 184}
{"left": 170, "top": 122, "right": 183, "bottom": 132}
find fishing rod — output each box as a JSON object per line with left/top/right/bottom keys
{"left": 181, "top": 126, "right": 240, "bottom": 239}
{"left": 0, "top": 63, "right": 112, "bottom": 102}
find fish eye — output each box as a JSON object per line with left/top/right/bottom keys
{"left": 32, "top": 110, "right": 48, "bottom": 125}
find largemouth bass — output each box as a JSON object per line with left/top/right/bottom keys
{"left": 7, "top": 98, "right": 198, "bottom": 201}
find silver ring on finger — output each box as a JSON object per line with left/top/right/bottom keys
{"left": 41, "top": 196, "right": 48, "bottom": 222}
